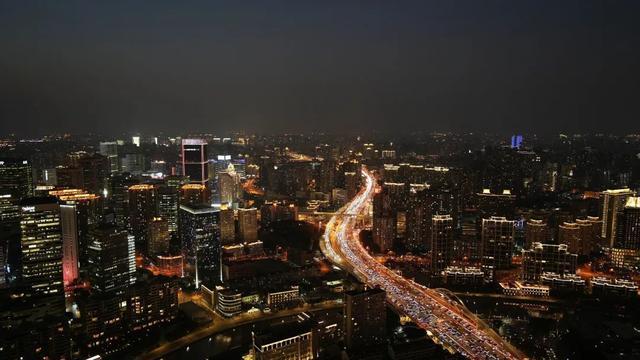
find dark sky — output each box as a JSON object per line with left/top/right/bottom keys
{"left": 1, "top": 0, "right": 639, "bottom": 136}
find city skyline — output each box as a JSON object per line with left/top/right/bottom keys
{"left": 2, "top": 1, "right": 640, "bottom": 136}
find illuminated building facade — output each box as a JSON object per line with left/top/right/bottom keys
{"left": 219, "top": 206, "right": 235, "bottom": 245}
{"left": 87, "top": 224, "right": 136, "bottom": 294}
{"left": 431, "top": 214, "right": 454, "bottom": 273}
{"left": 128, "top": 184, "right": 157, "bottom": 254}
{"left": 481, "top": 216, "right": 515, "bottom": 272}
{"left": 0, "top": 158, "right": 33, "bottom": 200}
{"left": 521, "top": 242, "right": 577, "bottom": 281}
{"left": 19, "top": 197, "right": 63, "bottom": 297}
{"left": 180, "top": 139, "right": 208, "bottom": 185}
{"left": 179, "top": 204, "right": 221, "bottom": 287}
{"left": 60, "top": 204, "right": 79, "bottom": 286}
{"left": 157, "top": 184, "right": 179, "bottom": 234}
{"left": 525, "top": 219, "right": 548, "bottom": 249}
{"left": 148, "top": 217, "right": 170, "bottom": 256}
{"left": 601, "top": 188, "right": 635, "bottom": 248}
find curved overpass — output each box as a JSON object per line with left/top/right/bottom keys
{"left": 321, "top": 168, "right": 525, "bottom": 360}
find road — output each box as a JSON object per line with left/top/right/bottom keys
{"left": 320, "top": 168, "right": 525, "bottom": 360}
{"left": 137, "top": 300, "right": 342, "bottom": 360}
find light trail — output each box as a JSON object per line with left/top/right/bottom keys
{"left": 321, "top": 168, "right": 525, "bottom": 360}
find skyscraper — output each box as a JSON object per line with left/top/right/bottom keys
{"left": 431, "top": 214, "right": 454, "bottom": 273}
{"left": 405, "top": 189, "right": 432, "bottom": 251}
{"left": 238, "top": 208, "right": 258, "bottom": 243}
{"left": 19, "top": 197, "right": 63, "bottom": 297}
{"left": 148, "top": 217, "right": 170, "bottom": 256}
{"left": 60, "top": 204, "right": 79, "bottom": 286}
{"left": 481, "top": 216, "right": 515, "bottom": 273}
{"left": 344, "top": 287, "right": 386, "bottom": 350}
{"left": 373, "top": 189, "right": 396, "bottom": 253}
{"left": 180, "top": 139, "right": 208, "bottom": 185}
{"left": 601, "top": 188, "right": 635, "bottom": 248}
{"left": 157, "top": 184, "right": 179, "bottom": 234}
{"left": 179, "top": 204, "right": 221, "bottom": 287}
{"left": 218, "top": 165, "right": 239, "bottom": 206}
{"left": 0, "top": 158, "right": 33, "bottom": 200}
{"left": 616, "top": 197, "right": 640, "bottom": 250}
{"left": 99, "top": 141, "right": 119, "bottom": 173}
{"left": 87, "top": 224, "right": 136, "bottom": 294}
{"left": 219, "top": 206, "right": 235, "bottom": 245}
{"left": 128, "top": 184, "right": 157, "bottom": 254}
{"left": 109, "top": 172, "right": 139, "bottom": 229}
{"left": 558, "top": 222, "right": 581, "bottom": 254}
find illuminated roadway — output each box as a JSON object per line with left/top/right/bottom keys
{"left": 321, "top": 168, "right": 525, "bottom": 360}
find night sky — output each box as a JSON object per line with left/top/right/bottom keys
{"left": 1, "top": 1, "right": 639, "bottom": 136}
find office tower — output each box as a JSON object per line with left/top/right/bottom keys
{"left": 164, "top": 175, "right": 189, "bottom": 192}
{"left": 180, "top": 183, "right": 208, "bottom": 205}
{"left": 344, "top": 287, "right": 386, "bottom": 349}
{"left": 459, "top": 208, "right": 480, "bottom": 261}
{"left": 616, "top": 197, "right": 640, "bottom": 250}
{"left": 99, "top": 141, "right": 119, "bottom": 173}
{"left": 525, "top": 219, "right": 548, "bottom": 249}
{"left": 76, "top": 291, "right": 128, "bottom": 357}
{"left": 19, "top": 197, "right": 63, "bottom": 297}
{"left": 218, "top": 165, "right": 239, "bottom": 206}
{"left": 219, "top": 206, "right": 235, "bottom": 245}
{"left": 0, "top": 158, "right": 33, "bottom": 200}
{"left": 238, "top": 208, "right": 258, "bottom": 243}
{"left": 60, "top": 205, "right": 79, "bottom": 286}
{"left": 179, "top": 204, "right": 221, "bottom": 287}
{"left": 109, "top": 172, "right": 139, "bottom": 229}
{"left": 252, "top": 318, "right": 317, "bottom": 360}
{"left": 373, "top": 189, "right": 396, "bottom": 253}
{"left": 87, "top": 224, "right": 136, "bottom": 294}
{"left": 431, "top": 214, "right": 454, "bottom": 273}
{"left": 481, "top": 216, "right": 515, "bottom": 272}
{"left": 180, "top": 139, "right": 208, "bottom": 185}
{"left": 49, "top": 189, "right": 101, "bottom": 273}
{"left": 601, "top": 188, "right": 635, "bottom": 248}
{"left": 558, "top": 222, "right": 581, "bottom": 254}
{"left": 148, "top": 217, "right": 170, "bottom": 256}
{"left": 132, "top": 136, "right": 141, "bottom": 147}
{"left": 405, "top": 189, "right": 432, "bottom": 251}
{"left": 128, "top": 184, "right": 157, "bottom": 254}
{"left": 157, "top": 185, "right": 179, "bottom": 234}
{"left": 522, "top": 243, "right": 577, "bottom": 281}
{"left": 344, "top": 171, "right": 358, "bottom": 199}
{"left": 319, "top": 159, "right": 336, "bottom": 193}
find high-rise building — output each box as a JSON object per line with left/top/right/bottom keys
{"left": 76, "top": 153, "right": 110, "bottom": 195}
{"left": 157, "top": 184, "right": 179, "bottom": 234}
{"left": 558, "top": 222, "right": 581, "bottom": 254}
{"left": 431, "top": 214, "right": 454, "bottom": 273}
{"left": 616, "top": 197, "right": 640, "bottom": 250}
{"left": 87, "top": 224, "right": 136, "bottom": 294}
{"left": 19, "top": 197, "right": 63, "bottom": 297}
{"left": 179, "top": 204, "right": 221, "bottom": 287}
{"left": 128, "top": 184, "right": 157, "bottom": 254}
{"left": 481, "top": 216, "right": 515, "bottom": 272}
{"left": 525, "top": 219, "right": 548, "bottom": 249}
{"left": 0, "top": 158, "right": 33, "bottom": 200}
{"left": 405, "top": 189, "right": 432, "bottom": 251}
{"left": 344, "top": 287, "right": 386, "bottom": 349}
{"left": 575, "top": 217, "right": 601, "bottom": 255}
{"left": 218, "top": 165, "right": 239, "bottom": 206}
{"left": 219, "top": 206, "right": 235, "bottom": 245}
{"left": 522, "top": 243, "right": 577, "bottom": 281}
{"left": 373, "top": 189, "right": 396, "bottom": 253}
{"left": 60, "top": 204, "right": 79, "bottom": 286}
{"left": 601, "top": 188, "right": 635, "bottom": 248}
{"left": 127, "top": 274, "right": 180, "bottom": 334}
{"left": 238, "top": 208, "right": 258, "bottom": 243}
{"left": 344, "top": 171, "right": 359, "bottom": 199}
{"left": 99, "top": 141, "right": 119, "bottom": 173}
{"left": 148, "top": 217, "right": 170, "bottom": 256}
{"left": 476, "top": 189, "right": 516, "bottom": 219}
{"left": 180, "top": 139, "right": 208, "bottom": 185}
